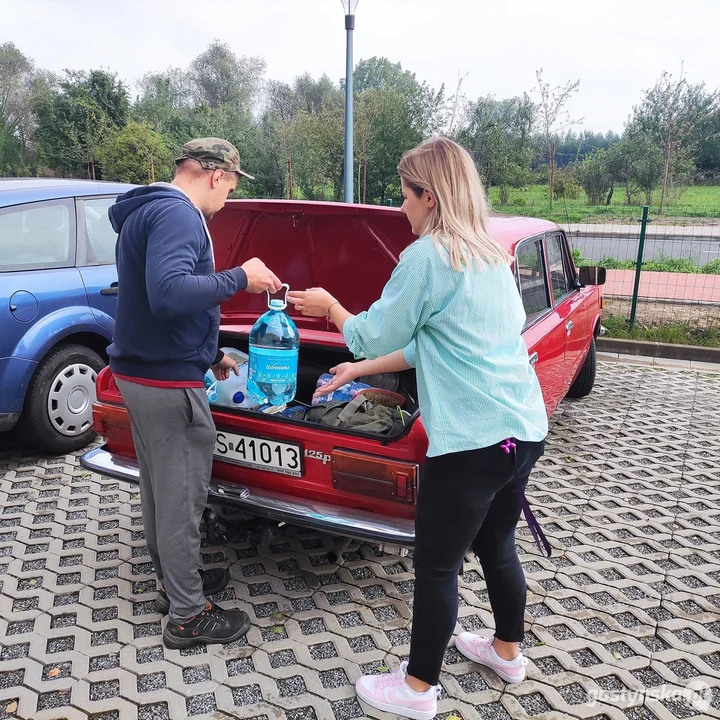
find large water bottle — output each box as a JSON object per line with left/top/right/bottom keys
{"left": 247, "top": 284, "right": 300, "bottom": 406}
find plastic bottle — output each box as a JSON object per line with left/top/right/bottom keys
{"left": 247, "top": 285, "right": 300, "bottom": 406}
{"left": 204, "top": 348, "right": 257, "bottom": 409}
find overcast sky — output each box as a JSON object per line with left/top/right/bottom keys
{"left": 2, "top": 0, "right": 717, "bottom": 133}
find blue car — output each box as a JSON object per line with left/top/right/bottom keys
{"left": 0, "top": 178, "right": 136, "bottom": 454}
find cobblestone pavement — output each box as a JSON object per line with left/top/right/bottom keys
{"left": 1, "top": 361, "right": 720, "bottom": 720}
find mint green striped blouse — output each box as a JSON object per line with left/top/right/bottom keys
{"left": 342, "top": 234, "right": 548, "bottom": 457}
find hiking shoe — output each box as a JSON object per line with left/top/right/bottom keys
{"left": 355, "top": 660, "right": 440, "bottom": 720}
{"left": 155, "top": 567, "right": 230, "bottom": 615}
{"left": 163, "top": 600, "right": 250, "bottom": 649}
{"left": 455, "top": 632, "right": 527, "bottom": 683}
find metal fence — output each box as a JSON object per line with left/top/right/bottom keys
{"left": 556, "top": 207, "right": 720, "bottom": 344}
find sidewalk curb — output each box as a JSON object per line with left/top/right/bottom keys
{"left": 597, "top": 336, "right": 720, "bottom": 364}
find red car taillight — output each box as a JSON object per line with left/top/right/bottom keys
{"left": 331, "top": 449, "right": 419, "bottom": 504}
{"left": 93, "top": 401, "right": 131, "bottom": 434}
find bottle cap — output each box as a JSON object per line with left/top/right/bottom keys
{"left": 269, "top": 299, "right": 284, "bottom": 310}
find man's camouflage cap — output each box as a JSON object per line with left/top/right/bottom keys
{"left": 176, "top": 137, "right": 255, "bottom": 180}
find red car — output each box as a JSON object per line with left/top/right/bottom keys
{"left": 81, "top": 200, "right": 605, "bottom": 551}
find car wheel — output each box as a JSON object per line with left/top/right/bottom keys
{"left": 18, "top": 344, "right": 105, "bottom": 455}
{"left": 566, "top": 338, "right": 597, "bottom": 399}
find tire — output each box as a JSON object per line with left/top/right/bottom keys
{"left": 566, "top": 338, "right": 597, "bottom": 399}
{"left": 17, "top": 344, "right": 105, "bottom": 455}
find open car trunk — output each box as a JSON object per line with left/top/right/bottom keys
{"left": 216, "top": 330, "right": 420, "bottom": 441}
{"left": 206, "top": 199, "right": 423, "bottom": 440}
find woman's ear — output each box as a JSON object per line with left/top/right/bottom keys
{"left": 424, "top": 189, "right": 437, "bottom": 210}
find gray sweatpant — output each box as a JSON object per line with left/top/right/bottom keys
{"left": 116, "top": 378, "right": 216, "bottom": 623}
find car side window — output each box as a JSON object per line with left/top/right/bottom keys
{"left": 515, "top": 236, "right": 551, "bottom": 323}
{"left": 546, "top": 233, "right": 573, "bottom": 303}
{"left": 78, "top": 197, "right": 118, "bottom": 266}
{"left": 0, "top": 199, "right": 75, "bottom": 272}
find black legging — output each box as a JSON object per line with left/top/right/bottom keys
{"left": 406, "top": 438, "right": 545, "bottom": 685}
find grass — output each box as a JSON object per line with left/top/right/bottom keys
{"left": 602, "top": 315, "right": 720, "bottom": 348}
{"left": 488, "top": 184, "right": 720, "bottom": 224}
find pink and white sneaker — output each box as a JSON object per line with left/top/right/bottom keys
{"left": 455, "top": 633, "right": 528, "bottom": 683}
{"left": 355, "top": 660, "right": 441, "bottom": 720}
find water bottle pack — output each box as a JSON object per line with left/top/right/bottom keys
{"left": 247, "top": 284, "right": 300, "bottom": 407}
{"left": 311, "top": 374, "right": 371, "bottom": 407}
{"left": 204, "top": 348, "right": 257, "bottom": 409}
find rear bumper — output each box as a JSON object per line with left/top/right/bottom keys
{"left": 80, "top": 446, "right": 415, "bottom": 546}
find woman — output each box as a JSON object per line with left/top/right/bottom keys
{"left": 288, "top": 137, "right": 548, "bottom": 720}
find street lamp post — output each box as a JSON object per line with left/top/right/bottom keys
{"left": 341, "top": 0, "right": 359, "bottom": 203}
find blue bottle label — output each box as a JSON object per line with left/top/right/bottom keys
{"left": 249, "top": 346, "right": 299, "bottom": 385}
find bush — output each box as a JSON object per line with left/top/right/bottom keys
{"left": 702, "top": 258, "right": 720, "bottom": 274}
{"left": 575, "top": 150, "right": 612, "bottom": 205}
{"left": 508, "top": 165, "right": 533, "bottom": 189}
{"left": 553, "top": 169, "right": 581, "bottom": 200}
{"left": 98, "top": 122, "right": 173, "bottom": 184}
{"left": 570, "top": 247, "right": 590, "bottom": 266}
{"left": 533, "top": 165, "right": 550, "bottom": 185}
{"left": 642, "top": 252, "right": 699, "bottom": 273}
{"left": 600, "top": 256, "right": 634, "bottom": 269}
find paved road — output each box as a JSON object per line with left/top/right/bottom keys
{"left": 1, "top": 360, "right": 720, "bottom": 719}
{"left": 571, "top": 234, "right": 720, "bottom": 264}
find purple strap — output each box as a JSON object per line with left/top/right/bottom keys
{"left": 501, "top": 438, "right": 552, "bottom": 558}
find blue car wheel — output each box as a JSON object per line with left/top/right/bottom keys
{"left": 17, "top": 344, "right": 105, "bottom": 455}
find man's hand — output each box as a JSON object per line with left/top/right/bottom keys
{"left": 211, "top": 354, "right": 240, "bottom": 382}
{"left": 313, "top": 362, "right": 361, "bottom": 400}
{"left": 241, "top": 258, "right": 283, "bottom": 294}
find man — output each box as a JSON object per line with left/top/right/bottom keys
{"left": 108, "top": 138, "right": 282, "bottom": 649}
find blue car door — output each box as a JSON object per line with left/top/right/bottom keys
{"left": 76, "top": 195, "right": 119, "bottom": 334}
{"left": 0, "top": 197, "right": 86, "bottom": 359}
{"left": 0, "top": 198, "right": 86, "bottom": 413}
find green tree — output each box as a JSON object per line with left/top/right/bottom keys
{"left": 359, "top": 87, "right": 425, "bottom": 204}
{"left": 253, "top": 75, "right": 346, "bottom": 201}
{"left": 627, "top": 136, "right": 665, "bottom": 205}
{"left": 575, "top": 149, "right": 612, "bottom": 205}
{"left": 534, "top": 69, "right": 581, "bottom": 209}
{"left": 350, "top": 59, "right": 445, "bottom": 203}
{"left": 0, "top": 42, "right": 34, "bottom": 173}
{"left": 631, "top": 71, "right": 718, "bottom": 211}
{"left": 695, "top": 104, "right": 720, "bottom": 176}
{"left": 457, "top": 94, "right": 534, "bottom": 203}
{"left": 604, "top": 139, "right": 630, "bottom": 205}
{"left": 0, "top": 42, "right": 56, "bottom": 174}
{"left": 353, "top": 57, "right": 446, "bottom": 136}
{"left": 189, "top": 41, "right": 265, "bottom": 110}
{"left": 98, "top": 121, "right": 173, "bottom": 184}
{"left": 35, "top": 70, "right": 129, "bottom": 178}
{"left": 133, "top": 68, "right": 194, "bottom": 132}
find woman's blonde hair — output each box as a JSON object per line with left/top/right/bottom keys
{"left": 397, "top": 137, "right": 510, "bottom": 271}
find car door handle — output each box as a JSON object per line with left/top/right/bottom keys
{"left": 565, "top": 320, "right": 574, "bottom": 335}
{"left": 529, "top": 352, "right": 539, "bottom": 366}
{"left": 101, "top": 283, "right": 118, "bottom": 296}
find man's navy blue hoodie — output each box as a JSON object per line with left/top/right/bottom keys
{"left": 107, "top": 184, "right": 247, "bottom": 383}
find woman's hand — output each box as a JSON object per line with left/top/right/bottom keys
{"left": 313, "top": 362, "right": 361, "bottom": 400}
{"left": 287, "top": 288, "right": 337, "bottom": 318}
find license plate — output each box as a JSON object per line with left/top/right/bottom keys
{"left": 214, "top": 430, "right": 303, "bottom": 478}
